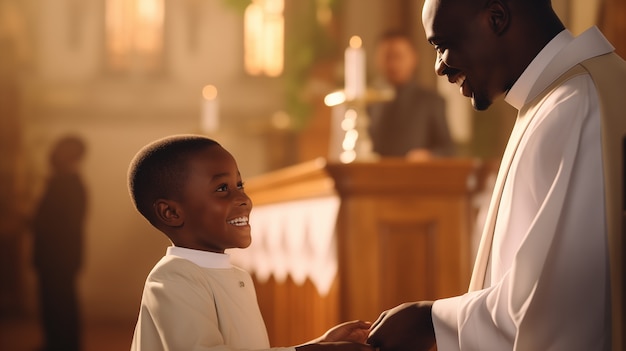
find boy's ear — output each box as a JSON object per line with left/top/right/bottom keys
{"left": 153, "top": 199, "right": 184, "bottom": 228}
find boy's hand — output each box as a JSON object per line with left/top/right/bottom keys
{"left": 296, "top": 320, "right": 372, "bottom": 351}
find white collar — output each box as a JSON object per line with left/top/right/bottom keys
{"left": 166, "top": 246, "right": 232, "bottom": 269}
{"left": 505, "top": 29, "right": 573, "bottom": 110}
{"left": 505, "top": 26, "right": 614, "bottom": 110}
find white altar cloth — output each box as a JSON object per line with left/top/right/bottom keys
{"left": 228, "top": 195, "right": 340, "bottom": 296}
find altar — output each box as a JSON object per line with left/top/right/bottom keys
{"left": 229, "top": 157, "right": 485, "bottom": 346}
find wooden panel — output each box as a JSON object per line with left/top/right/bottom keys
{"left": 254, "top": 275, "right": 340, "bottom": 347}
{"left": 327, "top": 158, "right": 480, "bottom": 196}
{"left": 377, "top": 219, "right": 437, "bottom": 308}
{"left": 245, "top": 158, "right": 336, "bottom": 205}
{"left": 336, "top": 194, "right": 473, "bottom": 322}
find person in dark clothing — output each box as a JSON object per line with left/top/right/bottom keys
{"left": 368, "top": 30, "right": 455, "bottom": 159}
{"left": 32, "top": 135, "right": 88, "bottom": 351}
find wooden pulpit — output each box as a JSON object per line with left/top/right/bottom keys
{"left": 237, "top": 157, "right": 484, "bottom": 346}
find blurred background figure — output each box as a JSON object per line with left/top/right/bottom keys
{"left": 31, "top": 135, "right": 88, "bottom": 351}
{"left": 367, "top": 29, "right": 455, "bottom": 160}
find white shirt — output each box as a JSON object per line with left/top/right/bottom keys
{"left": 432, "top": 27, "right": 613, "bottom": 350}
{"left": 131, "top": 246, "right": 295, "bottom": 351}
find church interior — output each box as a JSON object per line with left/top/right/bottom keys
{"left": 0, "top": 0, "right": 624, "bottom": 350}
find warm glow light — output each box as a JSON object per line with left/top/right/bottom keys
{"left": 349, "top": 35, "right": 362, "bottom": 49}
{"left": 271, "top": 111, "right": 291, "bottom": 129}
{"left": 105, "top": 0, "right": 164, "bottom": 71}
{"left": 324, "top": 91, "right": 346, "bottom": 106}
{"left": 135, "top": 0, "right": 164, "bottom": 53}
{"left": 263, "top": 0, "right": 284, "bottom": 13}
{"left": 345, "top": 35, "right": 366, "bottom": 100}
{"left": 340, "top": 150, "right": 356, "bottom": 164}
{"left": 338, "top": 107, "right": 362, "bottom": 164}
{"left": 202, "top": 85, "right": 218, "bottom": 100}
{"left": 201, "top": 85, "right": 219, "bottom": 134}
{"left": 244, "top": 3, "right": 264, "bottom": 75}
{"left": 342, "top": 129, "right": 358, "bottom": 150}
{"left": 262, "top": 16, "right": 283, "bottom": 77}
{"left": 341, "top": 109, "right": 357, "bottom": 131}
{"left": 244, "top": 0, "right": 284, "bottom": 77}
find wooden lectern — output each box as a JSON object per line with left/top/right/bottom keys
{"left": 241, "top": 158, "right": 484, "bottom": 346}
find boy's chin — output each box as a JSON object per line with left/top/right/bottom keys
{"left": 237, "top": 238, "right": 253, "bottom": 249}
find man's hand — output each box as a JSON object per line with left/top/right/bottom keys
{"left": 322, "top": 320, "right": 371, "bottom": 344}
{"left": 367, "top": 301, "right": 436, "bottom": 351}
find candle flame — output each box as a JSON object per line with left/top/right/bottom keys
{"left": 202, "top": 85, "right": 218, "bottom": 100}
{"left": 349, "top": 35, "right": 362, "bottom": 49}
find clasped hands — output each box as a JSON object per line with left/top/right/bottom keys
{"left": 300, "top": 301, "right": 435, "bottom": 351}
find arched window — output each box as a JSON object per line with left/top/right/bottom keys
{"left": 105, "top": 0, "right": 164, "bottom": 73}
{"left": 244, "top": 0, "right": 284, "bottom": 77}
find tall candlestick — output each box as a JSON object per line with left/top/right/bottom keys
{"left": 344, "top": 35, "right": 366, "bottom": 101}
{"left": 201, "top": 85, "right": 219, "bottom": 134}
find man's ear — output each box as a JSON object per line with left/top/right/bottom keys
{"left": 153, "top": 199, "right": 184, "bottom": 228}
{"left": 486, "top": 0, "right": 510, "bottom": 35}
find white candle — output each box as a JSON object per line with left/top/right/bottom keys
{"left": 344, "top": 35, "right": 366, "bottom": 101}
{"left": 201, "top": 85, "right": 219, "bottom": 134}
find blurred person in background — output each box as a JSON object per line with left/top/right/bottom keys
{"left": 32, "top": 135, "right": 88, "bottom": 351}
{"left": 367, "top": 29, "right": 455, "bottom": 160}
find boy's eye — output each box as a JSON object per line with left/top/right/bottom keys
{"left": 216, "top": 181, "right": 244, "bottom": 192}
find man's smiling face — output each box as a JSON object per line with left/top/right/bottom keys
{"left": 422, "top": 0, "right": 511, "bottom": 111}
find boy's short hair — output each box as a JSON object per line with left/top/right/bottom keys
{"left": 128, "top": 134, "right": 220, "bottom": 226}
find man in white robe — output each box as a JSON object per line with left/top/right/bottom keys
{"left": 367, "top": 0, "right": 626, "bottom": 350}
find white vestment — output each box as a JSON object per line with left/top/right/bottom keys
{"left": 131, "top": 246, "right": 295, "bottom": 351}
{"left": 431, "top": 27, "right": 614, "bottom": 350}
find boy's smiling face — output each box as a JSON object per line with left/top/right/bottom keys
{"left": 171, "top": 145, "right": 252, "bottom": 253}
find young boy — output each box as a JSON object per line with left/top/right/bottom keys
{"left": 128, "top": 135, "right": 371, "bottom": 351}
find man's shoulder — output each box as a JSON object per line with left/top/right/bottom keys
{"left": 542, "top": 52, "right": 626, "bottom": 107}
{"left": 580, "top": 52, "right": 626, "bottom": 91}
{"left": 539, "top": 73, "right": 597, "bottom": 111}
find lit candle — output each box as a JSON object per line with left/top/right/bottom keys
{"left": 201, "top": 85, "right": 219, "bottom": 134}
{"left": 344, "top": 35, "right": 366, "bottom": 101}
